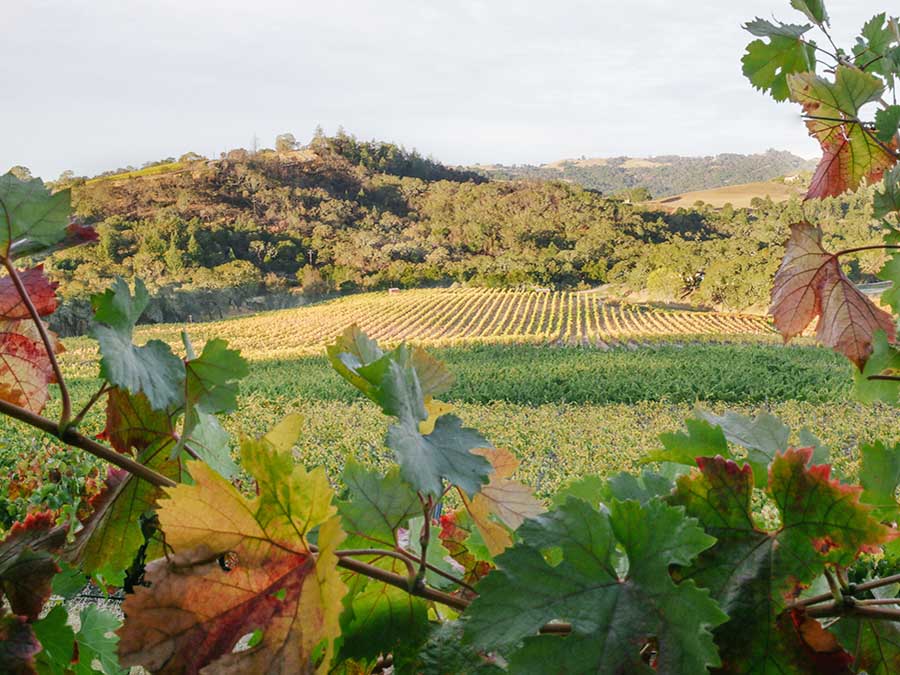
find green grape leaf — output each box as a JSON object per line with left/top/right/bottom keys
{"left": 413, "top": 621, "right": 505, "bottom": 675}
{"left": 67, "top": 441, "right": 185, "bottom": 577}
{"left": 328, "top": 328, "right": 491, "bottom": 497}
{"left": 877, "top": 105, "right": 900, "bottom": 143}
{"left": 337, "top": 566, "right": 429, "bottom": 666}
{"left": 408, "top": 515, "right": 462, "bottom": 589}
{"left": 438, "top": 509, "right": 494, "bottom": 587}
{"left": 180, "top": 411, "right": 237, "bottom": 479}
{"left": 875, "top": 164, "right": 900, "bottom": 219}
{"left": 0, "top": 511, "right": 65, "bottom": 621}
{"left": 117, "top": 419, "right": 348, "bottom": 673}
{"left": 100, "top": 387, "right": 173, "bottom": 454}
{"left": 742, "top": 25, "right": 816, "bottom": 102}
{"left": 32, "top": 604, "right": 75, "bottom": 675}
{"left": 0, "top": 612, "right": 41, "bottom": 674}
{"left": 859, "top": 440, "right": 900, "bottom": 520}
{"left": 645, "top": 417, "right": 731, "bottom": 467}
{"left": 853, "top": 330, "right": 900, "bottom": 403}
{"left": 72, "top": 605, "right": 122, "bottom": 675}
{"left": 791, "top": 0, "right": 828, "bottom": 26}
{"left": 0, "top": 172, "right": 71, "bottom": 257}
{"left": 337, "top": 460, "right": 420, "bottom": 549}
{"left": 771, "top": 222, "right": 895, "bottom": 368}
{"left": 854, "top": 13, "right": 897, "bottom": 80}
{"left": 830, "top": 614, "right": 900, "bottom": 675}
{"left": 91, "top": 278, "right": 184, "bottom": 410}
{"left": 696, "top": 409, "right": 791, "bottom": 485}
{"left": 789, "top": 66, "right": 896, "bottom": 199}
{"left": 463, "top": 498, "right": 726, "bottom": 674}
{"left": 551, "top": 474, "right": 606, "bottom": 508}
{"left": 670, "top": 450, "right": 889, "bottom": 673}
{"left": 183, "top": 336, "right": 247, "bottom": 415}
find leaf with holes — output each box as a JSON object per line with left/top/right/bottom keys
{"left": 789, "top": 67, "right": 897, "bottom": 198}
{"left": 742, "top": 19, "right": 815, "bottom": 101}
{"left": 117, "top": 418, "right": 348, "bottom": 674}
{"left": 669, "top": 450, "right": 889, "bottom": 673}
{"left": 463, "top": 497, "right": 726, "bottom": 674}
{"left": 771, "top": 222, "right": 895, "bottom": 368}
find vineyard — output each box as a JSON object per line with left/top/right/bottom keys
{"left": 113, "top": 287, "right": 775, "bottom": 361}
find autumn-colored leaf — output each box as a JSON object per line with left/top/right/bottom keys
{"left": 670, "top": 450, "right": 889, "bottom": 673}
{"left": 0, "top": 267, "right": 58, "bottom": 320}
{"left": 117, "top": 418, "right": 347, "bottom": 674}
{"left": 459, "top": 448, "right": 544, "bottom": 556}
{"left": 788, "top": 67, "right": 897, "bottom": 198}
{"left": 0, "top": 511, "right": 66, "bottom": 621}
{"left": 771, "top": 222, "right": 895, "bottom": 368}
{"left": 0, "top": 611, "right": 41, "bottom": 675}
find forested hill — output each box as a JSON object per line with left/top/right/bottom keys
{"left": 476, "top": 150, "right": 817, "bottom": 198}
{"left": 42, "top": 133, "right": 878, "bottom": 324}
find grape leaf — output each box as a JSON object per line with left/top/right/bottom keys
{"left": 32, "top": 604, "right": 75, "bottom": 675}
{"left": 859, "top": 440, "right": 900, "bottom": 520}
{"left": 670, "top": 450, "right": 889, "bottom": 673}
{"left": 72, "top": 605, "right": 122, "bottom": 675}
{"left": 100, "top": 387, "right": 173, "bottom": 454}
{"left": 788, "top": 67, "right": 896, "bottom": 199}
{"left": 117, "top": 419, "right": 348, "bottom": 674}
{"left": 327, "top": 328, "right": 491, "bottom": 498}
{"left": 854, "top": 13, "right": 897, "bottom": 80}
{"left": 337, "top": 460, "right": 420, "bottom": 549}
{"left": 91, "top": 278, "right": 184, "bottom": 410}
{"left": 830, "top": 614, "right": 900, "bottom": 675}
{"left": 875, "top": 164, "right": 900, "bottom": 219}
{"left": 459, "top": 447, "right": 544, "bottom": 556}
{"left": 0, "top": 173, "right": 71, "bottom": 258}
{"left": 180, "top": 411, "right": 237, "bottom": 479}
{"left": 0, "top": 511, "right": 65, "bottom": 621}
{"left": 438, "top": 510, "right": 494, "bottom": 588}
{"left": 876, "top": 105, "right": 900, "bottom": 143}
{"left": 771, "top": 222, "right": 895, "bottom": 368}
{"left": 742, "top": 20, "right": 816, "bottom": 102}
{"left": 0, "top": 267, "right": 58, "bottom": 319}
{"left": 463, "top": 497, "right": 726, "bottom": 674}
{"left": 791, "top": 0, "right": 828, "bottom": 26}
{"left": 646, "top": 417, "right": 732, "bottom": 467}
{"left": 413, "top": 621, "right": 505, "bottom": 675}
{"left": 853, "top": 330, "right": 900, "bottom": 403}
{"left": 337, "top": 562, "right": 429, "bottom": 666}
{"left": 0, "top": 611, "right": 40, "bottom": 675}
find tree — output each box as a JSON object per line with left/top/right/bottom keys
{"left": 275, "top": 132, "right": 297, "bottom": 153}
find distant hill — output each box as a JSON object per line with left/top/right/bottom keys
{"left": 474, "top": 150, "right": 817, "bottom": 198}
{"left": 648, "top": 178, "right": 807, "bottom": 210}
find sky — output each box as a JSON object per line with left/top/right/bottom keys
{"left": 1, "top": 0, "right": 889, "bottom": 179}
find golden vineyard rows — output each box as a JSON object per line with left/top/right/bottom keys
{"left": 124, "top": 288, "right": 776, "bottom": 362}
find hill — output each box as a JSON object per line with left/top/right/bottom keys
{"left": 475, "top": 149, "right": 816, "bottom": 198}
{"left": 37, "top": 131, "right": 880, "bottom": 320}
{"left": 649, "top": 178, "right": 807, "bottom": 210}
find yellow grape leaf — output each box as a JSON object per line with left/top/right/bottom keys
{"left": 117, "top": 419, "right": 347, "bottom": 674}
{"left": 418, "top": 396, "right": 455, "bottom": 435}
{"left": 263, "top": 412, "right": 303, "bottom": 452}
{"left": 461, "top": 448, "right": 544, "bottom": 556}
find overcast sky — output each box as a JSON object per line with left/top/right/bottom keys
{"left": 1, "top": 0, "right": 888, "bottom": 179}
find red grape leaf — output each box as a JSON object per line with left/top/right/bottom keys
{"left": 0, "top": 512, "right": 66, "bottom": 621}
{"left": 788, "top": 66, "right": 897, "bottom": 199}
{"left": 117, "top": 420, "right": 347, "bottom": 674}
{"left": 99, "top": 387, "right": 174, "bottom": 454}
{"left": 670, "top": 450, "right": 888, "bottom": 673}
{"left": 0, "top": 267, "right": 58, "bottom": 320}
{"left": 0, "top": 611, "right": 41, "bottom": 675}
{"left": 771, "top": 222, "right": 895, "bottom": 368}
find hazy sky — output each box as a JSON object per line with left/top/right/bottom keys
{"left": 2, "top": 0, "right": 888, "bottom": 179}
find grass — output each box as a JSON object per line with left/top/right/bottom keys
{"left": 85, "top": 161, "right": 184, "bottom": 184}
{"left": 650, "top": 179, "right": 804, "bottom": 210}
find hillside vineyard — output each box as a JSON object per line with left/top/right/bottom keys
{"left": 149, "top": 287, "right": 774, "bottom": 358}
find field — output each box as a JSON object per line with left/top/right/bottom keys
{"left": 3, "top": 289, "right": 896, "bottom": 529}
{"left": 72, "top": 287, "right": 775, "bottom": 362}
{"left": 650, "top": 179, "right": 805, "bottom": 209}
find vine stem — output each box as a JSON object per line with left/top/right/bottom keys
{"left": 0, "top": 396, "right": 175, "bottom": 488}
{"left": 2, "top": 257, "right": 71, "bottom": 428}
{"left": 70, "top": 382, "right": 111, "bottom": 428}
{"left": 789, "top": 572, "right": 900, "bottom": 610}
{"left": 834, "top": 244, "right": 900, "bottom": 257}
